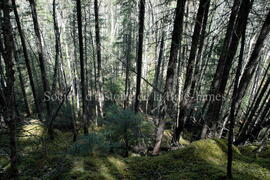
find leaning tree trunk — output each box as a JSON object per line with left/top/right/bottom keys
{"left": 233, "top": 10, "right": 270, "bottom": 114}
{"left": 52, "top": 0, "right": 61, "bottom": 92}
{"left": 202, "top": 0, "right": 252, "bottom": 139}
{"left": 29, "top": 0, "right": 53, "bottom": 139}
{"left": 14, "top": 43, "right": 31, "bottom": 116}
{"left": 12, "top": 0, "right": 42, "bottom": 120}
{"left": 152, "top": 0, "right": 186, "bottom": 155}
{"left": 0, "top": 0, "right": 18, "bottom": 177}
{"left": 190, "top": 0, "right": 211, "bottom": 96}
{"left": 29, "top": 0, "right": 51, "bottom": 116}
{"left": 234, "top": 10, "right": 270, "bottom": 145}
{"left": 238, "top": 61, "right": 270, "bottom": 136}
{"left": 148, "top": 32, "right": 165, "bottom": 111}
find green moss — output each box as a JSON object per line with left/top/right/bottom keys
{"left": 0, "top": 157, "right": 9, "bottom": 169}
{"left": 12, "top": 128, "right": 270, "bottom": 180}
{"left": 259, "top": 145, "right": 270, "bottom": 158}
{"left": 125, "top": 139, "right": 269, "bottom": 180}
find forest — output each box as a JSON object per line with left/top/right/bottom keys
{"left": 0, "top": 0, "right": 270, "bottom": 179}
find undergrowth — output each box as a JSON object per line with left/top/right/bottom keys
{"left": 1, "top": 122, "right": 270, "bottom": 180}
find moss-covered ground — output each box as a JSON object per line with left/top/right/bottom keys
{"left": 0, "top": 121, "right": 270, "bottom": 179}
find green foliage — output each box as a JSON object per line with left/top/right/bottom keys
{"left": 53, "top": 103, "right": 74, "bottom": 130}
{"left": 68, "top": 133, "right": 110, "bottom": 156}
{"left": 104, "top": 79, "right": 124, "bottom": 96}
{"left": 2, "top": 130, "right": 270, "bottom": 180}
{"left": 102, "top": 105, "right": 154, "bottom": 155}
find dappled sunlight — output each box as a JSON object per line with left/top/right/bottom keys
{"left": 107, "top": 156, "right": 127, "bottom": 175}
{"left": 20, "top": 119, "right": 44, "bottom": 140}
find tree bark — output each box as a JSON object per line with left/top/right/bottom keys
{"left": 14, "top": 44, "right": 31, "bottom": 116}
{"left": 134, "top": 0, "right": 145, "bottom": 113}
{"left": 152, "top": 0, "right": 186, "bottom": 155}
{"left": 227, "top": 20, "right": 247, "bottom": 179}
{"left": 52, "top": 0, "right": 61, "bottom": 92}
{"left": 148, "top": 32, "right": 164, "bottom": 111}
{"left": 29, "top": 0, "right": 51, "bottom": 121}
{"left": 76, "top": 0, "right": 88, "bottom": 134}
{"left": 172, "top": 0, "right": 210, "bottom": 144}
{"left": 234, "top": 10, "right": 270, "bottom": 145}
{"left": 202, "top": 0, "right": 252, "bottom": 138}
{"left": 0, "top": 0, "right": 18, "bottom": 177}
{"left": 124, "top": 24, "right": 132, "bottom": 109}
{"left": 12, "top": 0, "right": 42, "bottom": 120}
{"left": 94, "top": 0, "right": 104, "bottom": 118}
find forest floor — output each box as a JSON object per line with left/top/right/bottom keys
{"left": 0, "top": 120, "right": 270, "bottom": 180}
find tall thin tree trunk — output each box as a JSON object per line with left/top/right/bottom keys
{"left": 124, "top": 24, "right": 132, "bottom": 109}
{"left": 29, "top": 0, "right": 51, "bottom": 116}
{"left": 52, "top": 0, "right": 61, "bottom": 92}
{"left": 14, "top": 43, "right": 31, "bottom": 116}
{"left": 190, "top": 0, "right": 210, "bottom": 96}
{"left": 76, "top": 0, "right": 88, "bottom": 134}
{"left": 172, "top": 0, "right": 210, "bottom": 144}
{"left": 134, "top": 0, "right": 145, "bottom": 113}
{"left": 234, "top": 10, "right": 270, "bottom": 145}
{"left": 12, "top": 0, "right": 42, "bottom": 120}
{"left": 94, "top": 0, "right": 104, "bottom": 118}
{"left": 227, "top": 19, "right": 247, "bottom": 179}
{"left": 202, "top": 0, "right": 252, "bottom": 138}
{"left": 153, "top": 0, "right": 186, "bottom": 155}
{"left": 149, "top": 32, "right": 165, "bottom": 111}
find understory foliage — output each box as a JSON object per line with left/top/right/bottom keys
{"left": 103, "top": 105, "right": 154, "bottom": 152}
{"left": 67, "top": 105, "right": 154, "bottom": 157}
{"left": 1, "top": 126, "right": 269, "bottom": 179}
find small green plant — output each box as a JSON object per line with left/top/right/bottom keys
{"left": 68, "top": 133, "right": 109, "bottom": 156}
{"left": 103, "top": 105, "right": 154, "bottom": 157}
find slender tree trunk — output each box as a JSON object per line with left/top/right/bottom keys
{"left": 29, "top": 0, "right": 51, "bottom": 119}
{"left": 233, "top": 10, "right": 270, "bottom": 113}
{"left": 14, "top": 44, "right": 31, "bottom": 116}
{"left": 94, "top": 0, "right": 104, "bottom": 118}
{"left": 12, "top": 0, "right": 42, "bottom": 120}
{"left": 234, "top": 10, "right": 270, "bottom": 145}
{"left": 153, "top": 0, "right": 186, "bottom": 155}
{"left": 202, "top": 0, "right": 252, "bottom": 138}
{"left": 52, "top": 0, "right": 61, "bottom": 92}
{"left": 227, "top": 21, "right": 247, "bottom": 179}
{"left": 76, "top": 0, "right": 88, "bottom": 134}
{"left": 134, "top": 0, "right": 145, "bottom": 113}
{"left": 190, "top": 0, "right": 210, "bottom": 96}
{"left": 149, "top": 32, "right": 165, "bottom": 111}
{"left": 124, "top": 24, "right": 132, "bottom": 109}
{"left": 172, "top": 0, "right": 210, "bottom": 144}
